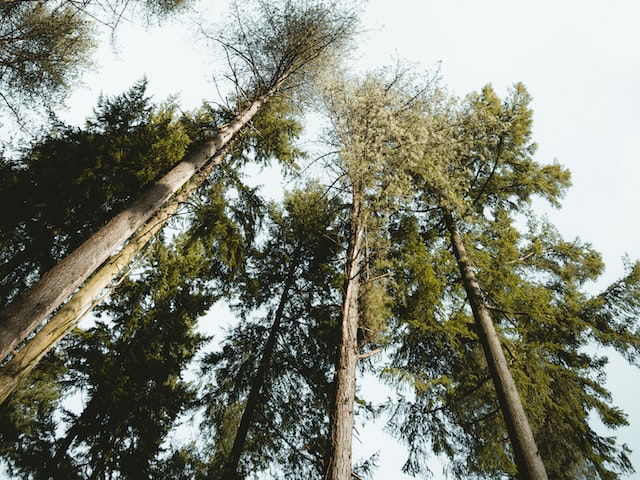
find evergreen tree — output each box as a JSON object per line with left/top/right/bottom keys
{"left": 197, "top": 184, "right": 343, "bottom": 479}
{"left": 0, "top": 80, "right": 190, "bottom": 308}
{"left": 385, "top": 83, "right": 640, "bottom": 479}
{"left": 0, "top": 0, "right": 358, "bottom": 370}
{"left": 0, "top": 170, "right": 252, "bottom": 478}
{"left": 0, "top": 84, "right": 303, "bottom": 405}
{"left": 0, "top": 0, "right": 193, "bottom": 125}
{"left": 320, "top": 69, "right": 444, "bottom": 480}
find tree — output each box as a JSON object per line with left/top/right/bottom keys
{"left": 0, "top": 0, "right": 193, "bottom": 126}
{"left": 48, "top": 237, "right": 209, "bottom": 479}
{"left": 385, "top": 83, "right": 640, "bottom": 479}
{"left": 320, "top": 69, "right": 441, "bottom": 480}
{"left": 443, "top": 209, "right": 548, "bottom": 479}
{"left": 0, "top": 0, "right": 358, "bottom": 366}
{"left": 0, "top": 84, "right": 309, "bottom": 405}
{"left": 0, "top": 80, "right": 190, "bottom": 308}
{"left": 194, "top": 184, "right": 342, "bottom": 479}
{"left": 0, "top": 1, "right": 94, "bottom": 124}
{"left": 420, "top": 84, "right": 560, "bottom": 479}
{"left": 0, "top": 81, "right": 194, "bottom": 403}
{"left": 0, "top": 168, "right": 254, "bottom": 478}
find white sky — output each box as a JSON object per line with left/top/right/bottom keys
{"left": 57, "top": 1, "right": 640, "bottom": 478}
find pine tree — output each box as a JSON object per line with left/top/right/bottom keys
{"left": 0, "top": 0, "right": 193, "bottom": 126}
{"left": 320, "top": 69, "right": 442, "bottom": 480}
{"left": 0, "top": 171, "right": 253, "bottom": 478}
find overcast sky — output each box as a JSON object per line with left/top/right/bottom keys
{"left": 60, "top": 1, "right": 640, "bottom": 478}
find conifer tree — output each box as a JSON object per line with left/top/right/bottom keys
{"left": 0, "top": 170, "right": 254, "bottom": 478}
{"left": 386, "top": 83, "right": 640, "bottom": 479}
{"left": 0, "top": 0, "right": 358, "bottom": 368}
{"left": 198, "top": 184, "right": 342, "bottom": 479}
{"left": 0, "top": 0, "right": 193, "bottom": 125}
{"left": 320, "top": 69, "right": 443, "bottom": 480}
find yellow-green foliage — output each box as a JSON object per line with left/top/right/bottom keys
{"left": 359, "top": 279, "right": 391, "bottom": 345}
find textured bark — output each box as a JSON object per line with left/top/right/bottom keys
{"left": 325, "top": 193, "right": 363, "bottom": 480}
{"left": 0, "top": 143, "right": 233, "bottom": 405}
{"left": 222, "top": 246, "right": 301, "bottom": 479}
{"left": 0, "top": 87, "right": 277, "bottom": 363}
{"left": 443, "top": 210, "right": 548, "bottom": 480}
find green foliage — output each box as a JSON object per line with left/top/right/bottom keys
{"left": 323, "top": 69, "right": 445, "bottom": 211}
{"left": 214, "top": 0, "right": 360, "bottom": 95}
{"left": 386, "top": 207, "right": 638, "bottom": 479}
{"left": 0, "top": 353, "right": 73, "bottom": 479}
{"left": 0, "top": 221, "right": 231, "bottom": 479}
{"left": 0, "top": 0, "right": 194, "bottom": 127}
{"left": 197, "top": 184, "right": 343, "bottom": 478}
{"left": 462, "top": 209, "right": 633, "bottom": 479}
{"left": 456, "top": 83, "right": 572, "bottom": 211}
{"left": 0, "top": 1, "right": 95, "bottom": 121}
{"left": 0, "top": 80, "right": 190, "bottom": 306}
{"left": 381, "top": 82, "right": 639, "bottom": 479}
{"left": 584, "top": 260, "right": 640, "bottom": 364}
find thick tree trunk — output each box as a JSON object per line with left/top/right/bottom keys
{"left": 0, "top": 143, "right": 234, "bottom": 405}
{"left": 222, "top": 246, "right": 301, "bottom": 479}
{"left": 0, "top": 86, "right": 278, "bottom": 363}
{"left": 325, "top": 194, "right": 363, "bottom": 480}
{"left": 443, "top": 210, "right": 548, "bottom": 480}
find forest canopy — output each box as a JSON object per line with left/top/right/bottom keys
{"left": 1, "top": 1, "right": 639, "bottom": 480}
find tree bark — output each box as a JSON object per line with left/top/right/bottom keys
{"left": 222, "top": 246, "right": 302, "bottom": 479}
{"left": 0, "top": 86, "right": 278, "bottom": 363}
{"left": 443, "top": 210, "right": 548, "bottom": 480}
{"left": 0, "top": 143, "right": 234, "bottom": 405}
{"left": 325, "top": 192, "right": 363, "bottom": 480}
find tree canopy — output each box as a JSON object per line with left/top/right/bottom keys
{"left": 1, "top": 3, "right": 639, "bottom": 480}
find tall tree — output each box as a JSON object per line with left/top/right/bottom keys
{"left": 385, "top": 83, "right": 640, "bottom": 479}
{"left": 0, "top": 81, "right": 194, "bottom": 404}
{"left": 425, "top": 84, "right": 559, "bottom": 479}
{"left": 198, "top": 184, "right": 343, "bottom": 479}
{"left": 320, "top": 69, "right": 442, "bottom": 480}
{"left": 443, "top": 209, "right": 548, "bottom": 479}
{"left": 0, "top": 167, "right": 254, "bottom": 478}
{"left": 0, "top": 0, "right": 358, "bottom": 364}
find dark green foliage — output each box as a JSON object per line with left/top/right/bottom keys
{"left": 0, "top": 353, "right": 75, "bottom": 479}
{"left": 0, "top": 80, "right": 190, "bottom": 306}
{"left": 198, "top": 185, "right": 343, "bottom": 478}
{"left": 49, "top": 234, "right": 211, "bottom": 479}
{"left": 0, "top": 216, "right": 236, "bottom": 478}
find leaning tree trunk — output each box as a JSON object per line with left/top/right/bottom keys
{"left": 0, "top": 84, "right": 282, "bottom": 363}
{"left": 222, "top": 245, "right": 302, "bottom": 479}
{"left": 443, "top": 210, "right": 548, "bottom": 480}
{"left": 325, "top": 190, "right": 363, "bottom": 480}
{"left": 0, "top": 142, "right": 235, "bottom": 405}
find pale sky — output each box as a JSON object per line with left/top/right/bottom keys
{"left": 58, "top": 1, "right": 640, "bottom": 478}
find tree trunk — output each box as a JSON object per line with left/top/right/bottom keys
{"left": 0, "top": 86, "right": 279, "bottom": 363}
{"left": 222, "top": 246, "right": 301, "bottom": 479}
{"left": 325, "top": 192, "right": 363, "bottom": 480}
{"left": 443, "top": 210, "right": 548, "bottom": 480}
{"left": 0, "top": 142, "right": 235, "bottom": 405}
